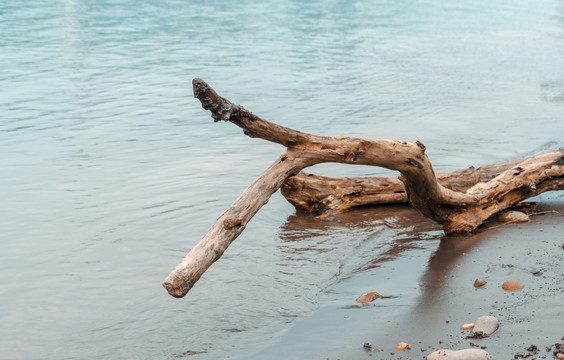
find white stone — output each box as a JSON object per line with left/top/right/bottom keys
{"left": 427, "top": 349, "right": 453, "bottom": 359}
{"left": 443, "top": 349, "right": 492, "bottom": 360}
{"left": 498, "top": 211, "right": 529, "bottom": 223}
{"left": 472, "top": 315, "right": 499, "bottom": 337}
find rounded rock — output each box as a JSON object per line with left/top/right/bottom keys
{"left": 395, "top": 342, "right": 411, "bottom": 350}
{"left": 497, "top": 211, "right": 529, "bottom": 223}
{"left": 472, "top": 315, "right": 499, "bottom": 337}
{"left": 443, "top": 349, "right": 492, "bottom": 360}
{"left": 356, "top": 291, "right": 381, "bottom": 304}
{"left": 474, "top": 278, "right": 487, "bottom": 287}
{"left": 502, "top": 280, "right": 524, "bottom": 291}
{"left": 427, "top": 349, "right": 453, "bottom": 359}
{"left": 460, "top": 323, "right": 474, "bottom": 330}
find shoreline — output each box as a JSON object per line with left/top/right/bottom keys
{"left": 248, "top": 193, "right": 564, "bottom": 359}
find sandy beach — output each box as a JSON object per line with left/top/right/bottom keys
{"left": 248, "top": 192, "right": 564, "bottom": 359}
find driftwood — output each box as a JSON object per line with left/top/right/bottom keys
{"left": 281, "top": 159, "right": 523, "bottom": 217}
{"left": 163, "top": 79, "right": 564, "bottom": 298}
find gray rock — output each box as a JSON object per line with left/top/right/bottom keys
{"left": 443, "top": 349, "right": 492, "bottom": 360}
{"left": 472, "top": 315, "right": 499, "bottom": 337}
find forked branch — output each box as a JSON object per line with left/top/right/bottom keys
{"left": 163, "top": 79, "right": 564, "bottom": 298}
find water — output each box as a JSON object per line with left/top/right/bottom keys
{"left": 1, "top": 0, "right": 563, "bottom": 359}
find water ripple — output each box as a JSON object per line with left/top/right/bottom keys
{"left": 1, "top": 0, "right": 563, "bottom": 359}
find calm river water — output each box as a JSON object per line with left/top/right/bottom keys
{"left": 1, "top": 0, "right": 563, "bottom": 359}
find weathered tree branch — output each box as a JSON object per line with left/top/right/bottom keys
{"left": 163, "top": 153, "right": 315, "bottom": 297}
{"left": 280, "top": 157, "right": 532, "bottom": 216}
{"left": 163, "top": 79, "right": 564, "bottom": 298}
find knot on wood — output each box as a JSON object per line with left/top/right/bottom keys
{"left": 223, "top": 217, "right": 244, "bottom": 230}
{"left": 346, "top": 151, "right": 363, "bottom": 162}
{"left": 414, "top": 140, "right": 426, "bottom": 153}
{"left": 513, "top": 166, "right": 524, "bottom": 175}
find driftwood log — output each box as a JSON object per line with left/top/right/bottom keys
{"left": 163, "top": 79, "right": 564, "bottom": 298}
{"left": 282, "top": 159, "right": 522, "bottom": 217}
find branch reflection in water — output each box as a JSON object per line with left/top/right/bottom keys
{"left": 276, "top": 204, "right": 444, "bottom": 293}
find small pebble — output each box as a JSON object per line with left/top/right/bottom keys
{"left": 426, "top": 349, "right": 453, "bottom": 359}
{"left": 460, "top": 323, "right": 475, "bottom": 330}
{"left": 356, "top": 291, "right": 381, "bottom": 304}
{"left": 442, "top": 349, "right": 492, "bottom": 360}
{"left": 498, "top": 211, "right": 529, "bottom": 223}
{"left": 472, "top": 316, "right": 499, "bottom": 337}
{"left": 395, "top": 342, "right": 411, "bottom": 350}
{"left": 502, "top": 280, "right": 524, "bottom": 291}
{"left": 474, "top": 278, "right": 487, "bottom": 288}
{"left": 557, "top": 353, "right": 564, "bottom": 360}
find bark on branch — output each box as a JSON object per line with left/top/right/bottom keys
{"left": 163, "top": 79, "right": 564, "bottom": 298}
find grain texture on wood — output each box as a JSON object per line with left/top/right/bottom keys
{"left": 281, "top": 159, "right": 523, "bottom": 217}
{"left": 163, "top": 79, "right": 564, "bottom": 298}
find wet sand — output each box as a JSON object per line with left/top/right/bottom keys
{"left": 248, "top": 193, "right": 564, "bottom": 359}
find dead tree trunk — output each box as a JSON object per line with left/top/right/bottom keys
{"left": 163, "top": 78, "right": 564, "bottom": 298}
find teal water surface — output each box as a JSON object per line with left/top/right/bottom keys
{"left": 1, "top": 1, "right": 563, "bottom": 359}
